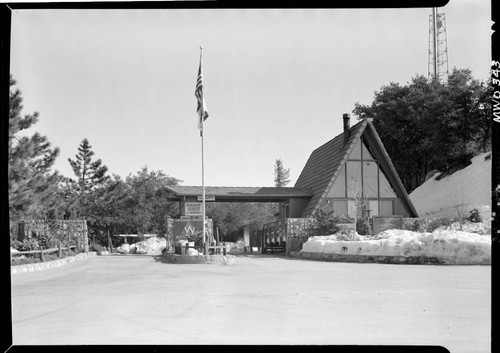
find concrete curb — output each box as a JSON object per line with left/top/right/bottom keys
{"left": 11, "top": 252, "right": 97, "bottom": 275}
{"left": 290, "top": 251, "right": 445, "bottom": 265}
{"left": 164, "top": 253, "right": 236, "bottom": 265}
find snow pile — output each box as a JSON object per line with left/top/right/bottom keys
{"left": 300, "top": 229, "right": 491, "bottom": 265}
{"left": 116, "top": 237, "right": 167, "bottom": 255}
{"left": 116, "top": 243, "right": 131, "bottom": 254}
{"left": 174, "top": 240, "right": 202, "bottom": 256}
{"left": 409, "top": 152, "right": 491, "bottom": 222}
{"left": 186, "top": 248, "right": 201, "bottom": 256}
{"left": 134, "top": 237, "right": 167, "bottom": 255}
{"left": 225, "top": 241, "right": 246, "bottom": 253}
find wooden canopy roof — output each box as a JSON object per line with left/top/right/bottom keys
{"left": 164, "top": 185, "right": 314, "bottom": 203}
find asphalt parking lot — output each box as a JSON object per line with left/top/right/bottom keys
{"left": 10, "top": 254, "right": 490, "bottom": 351}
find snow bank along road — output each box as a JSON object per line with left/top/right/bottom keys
{"left": 11, "top": 254, "right": 490, "bottom": 352}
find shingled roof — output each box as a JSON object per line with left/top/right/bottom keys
{"left": 294, "top": 119, "right": 366, "bottom": 216}
{"left": 294, "top": 118, "right": 418, "bottom": 217}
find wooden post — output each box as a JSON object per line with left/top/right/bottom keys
{"left": 107, "top": 230, "right": 112, "bottom": 253}
{"left": 58, "top": 241, "right": 62, "bottom": 258}
{"left": 204, "top": 242, "right": 208, "bottom": 256}
{"left": 216, "top": 226, "right": 220, "bottom": 245}
{"left": 40, "top": 247, "right": 44, "bottom": 262}
{"left": 83, "top": 218, "right": 89, "bottom": 253}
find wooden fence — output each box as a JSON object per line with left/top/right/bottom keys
{"left": 11, "top": 243, "right": 77, "bottom": 264}
{"left": 261, "top": 220, "right": 287, "bottom": 253}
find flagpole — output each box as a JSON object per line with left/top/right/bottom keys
{"left": 201, "top": 115, "right": 206, "bottom": 251}
{"left": 200, "top": 46, "right": 206, "bottom": 252}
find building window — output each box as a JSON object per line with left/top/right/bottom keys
{"left": 318, "top": 198, "right": 333, "bottom": 214}
{"left": 379, "top": 200, "right": 394, "bottom": 216}
{"left": 323, "top": 137, "right": 399, "bottom": 218}
{"left": 362, "top": 141, "right": 376, "bottom": 160}
{"left": 346, "top": 161, "right": 362, "bottom": 198}
{"left": 363, "top": 161, "right": 378, "bottom": 197}
{"left": 328, "top": 164, "right": 346, "bottom": 197}
{"left": 379, "top": 168, "right": 397, "bottom": 197}
{"left": 331, "top": 200, "right": 348, "bottom": 217}
{"left": 368, "top": 200, "right": 379, "bottom": 216}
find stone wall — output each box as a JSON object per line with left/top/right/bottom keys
{"left": 372, "top": 217, "right": 457, "bottom": 234}
{"left": 163, "top": 253, "right": 236, "bottom": 265}
{"left": 290, "top": 251, "right": 444, "bottom": 265}
{"left": 401, "top": 217, "right": 435, "bottom": 231}
{"left": 11, "top": 252, "right": 96, "bottom": 275}
{"left": 15, "top": 219, "right": 89, "bottom": 252}
{"left": 285, "top": 218, "right": 316, "bottom": 253}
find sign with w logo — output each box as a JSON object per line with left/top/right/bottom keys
{"left": 183, "top": 224, "right": 197, "bottom": 236}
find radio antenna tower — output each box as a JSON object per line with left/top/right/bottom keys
{"left": 428, "top": 7, "right": 449, "bottom": 83}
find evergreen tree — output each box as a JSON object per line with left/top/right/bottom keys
{"left": 119, "top": 166, "right": 181, "bottom": 235}
{"left": 68, "top": 138, "right": 109, "bottom": 195}
{"left": 274, "top": 158, "right": 291, "bottom": 187}
{"left": 8, "top": 76, "right": 60, "bottom": 225}
{"left": 85, "top": 175, "right": 130, "bottom": 245}
{"left": 353, "top": 68, "right": 491, "bottom": 192}
{"left": 67, "top": 138, "right": 109, "bottom": 217}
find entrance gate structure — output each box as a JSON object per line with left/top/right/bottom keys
{"left": 163, "top": 185, "right": 314, "bottom": 253}
{"left": 164, "top": 115, "right": 419, "bottom": 255}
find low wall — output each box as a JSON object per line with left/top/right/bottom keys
{"left": 285, "top": 218, "right": 316, "bottom": 254}
{"left": 164, "top": 253, "right": 236, "bottom": 265}
{"left": 11, "top": 252, "right": 97, "bottom": 275}
{"left": 290, "top": 251, "right": 444, "bottom": 265}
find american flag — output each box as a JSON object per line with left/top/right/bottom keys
{"left": 195, "top": 50, "right": 209, "bottom": 130}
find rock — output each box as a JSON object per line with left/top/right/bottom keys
{"left": 116, "top": 243, "right": 131, "bottom": 254}
{"left": 134, "top": 237, "right": 167, "bottom": 255}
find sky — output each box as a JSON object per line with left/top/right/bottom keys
{"left": 9, "top": 1, "right": 491, "bottom": 188}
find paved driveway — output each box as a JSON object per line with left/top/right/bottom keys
{"left": 11, "top": 254, "right": 490, "bottom": 351}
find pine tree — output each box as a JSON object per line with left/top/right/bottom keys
{"left": 67, "top": 138, "right": 109, "bottom": 217}
{"left": 68, "top": 138, "right": 109, "bottom": 195}
{"left": 274, "top": 158, "right": 290, "bottom": 187}
{"left": 8, "top": 75, "right": 60, "bottom": 225}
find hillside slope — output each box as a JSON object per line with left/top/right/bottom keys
{"left": 409, "top": 152, "right": 491, "bottom": 222}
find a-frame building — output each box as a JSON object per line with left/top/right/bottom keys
{"left": 294, "top": 114, "right": 418, "bottom": 218}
